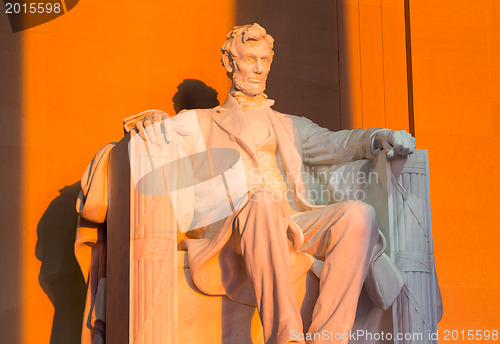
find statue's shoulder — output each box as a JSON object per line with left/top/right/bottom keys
{"left": 270, "top": 108, "right": 311, "bottom": 126}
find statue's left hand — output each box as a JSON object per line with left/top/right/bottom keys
{"left": 375, "top": 129, "right": 416, "bottom": 159}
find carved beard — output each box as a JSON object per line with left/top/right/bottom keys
{"left": 232, "top": 69, "right": 266, "bottom": 96}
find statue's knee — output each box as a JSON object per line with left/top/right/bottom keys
{"left": 343, "top": 200, "right": 377, "bottom": 236}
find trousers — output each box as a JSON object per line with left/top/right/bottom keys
{"left": 233, "top": 190, "right": 378, "bottom": 344}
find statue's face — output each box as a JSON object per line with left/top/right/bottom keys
{"left": 232, "top": 38, "right": 273, "bottom": 96}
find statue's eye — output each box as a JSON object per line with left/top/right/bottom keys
{"left": 245, "top": 57, "right": 256, "bottom": 63}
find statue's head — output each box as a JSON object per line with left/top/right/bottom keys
{"left": 221, "top": 23, "right": 274, "bottom": 96}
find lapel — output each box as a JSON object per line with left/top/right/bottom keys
{"left": 212, "top": 94, "right": 257, "bottom": 154}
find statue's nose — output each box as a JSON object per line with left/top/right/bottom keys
{"left": 254, "top": 60, "right": 263, "bottom": 74}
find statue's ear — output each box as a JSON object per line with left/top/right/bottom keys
{"left": 222, "top": 53, "right": 234, "bottom": 74}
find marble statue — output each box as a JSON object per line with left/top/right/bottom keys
{"left": 75, "top": 23, "right": 442, "bottom": 344}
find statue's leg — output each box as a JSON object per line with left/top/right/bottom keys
{"left": 234, "top": 190, "right": 304, "bottom": 344}
{"left": 293, "top": 201, "right": 378, "bottom": 344}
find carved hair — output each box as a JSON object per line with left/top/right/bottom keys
{"left": 221, "top": 23, "right": 274, "bottom": 76}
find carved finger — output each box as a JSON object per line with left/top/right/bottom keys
{"left": 143, "top": 117, "right": 152, "bottom": 127}
{"left": 150, "top": 112, "right": 160, "bottom": 124}
{"left": 136, "top": 121, "right": 147, "bottom": 141}
{"left": 386, "top": 149, "right": 394, "bottom": 159}
{"left": 382, "top": 140, "right": 394, "bottom": 159}
{"left": 165, "top": 117, "right": 173, "bottom": 142}
{"left": 153, "top": 121, "right": 162, "bottom": 146}
{"left": 145, "top": 121, "right": 156, "bottom": 143}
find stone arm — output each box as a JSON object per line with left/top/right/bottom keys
{"left": 292, "top": 116, "right": 415, "bottom": 166}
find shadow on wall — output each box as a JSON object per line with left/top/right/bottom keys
{"left": 172, "top": 79, "right": 220, "bottom": 114}
{"left": 235, "top": 0, "right": 342, "bottom": 131}
{"left": 35, "top": 182, "right": 86, "bottom": 344}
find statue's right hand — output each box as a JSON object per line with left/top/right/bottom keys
{"left": 135, "top": 111, "right": 191, "bottom": 145}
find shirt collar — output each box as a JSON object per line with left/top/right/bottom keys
{"left": 228, "top": 88, "right": 275, "bottom": 111}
